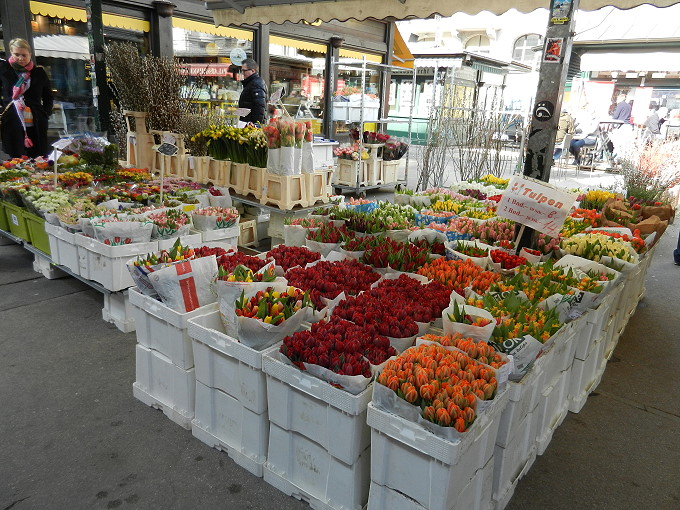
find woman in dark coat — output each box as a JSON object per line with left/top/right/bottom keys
{"left": 0, "top": 38, "right": 53, "bottom": 158}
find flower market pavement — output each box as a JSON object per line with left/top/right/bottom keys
{"left": 1, "top": 167, "right": 679, "bottom": 509}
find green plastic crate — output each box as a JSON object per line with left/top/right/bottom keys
{"left": 0, "top": 201, "right": 10, "bottom": 232}
{"left": 4, "top": 202, "right": 31, "bottom": 242}
{"left": 24, "top": 212, "right": 51, "bottom": 256}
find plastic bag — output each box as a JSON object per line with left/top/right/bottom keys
{"left": 148, "top": 255, "right": 218, "bottom": 312}
{"left": 92, "top": 220, "right": 153, "bottom": 245}
{"left": 301, "top": 141, "right": 315, "bottom": 173}
{"left": 442, "top": 304, "right": 495, "bottom": 342}
{"left": 305, "top": 239, "right": 341, "bottom": 257}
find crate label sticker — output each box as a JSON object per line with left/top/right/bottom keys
{"left": 11, "top": 213, "right": 19, "bottom": 226}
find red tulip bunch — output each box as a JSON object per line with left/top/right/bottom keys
{"left": 266, "top": 245, "right": 320, "bottom": 271}
{"left": 363, "top": 237, "right": 429, "bottom": 272}
{"left": 216, "top": 251, "right": 267, "bottom": 273}
{"left": 489, "top": 249, "right": 528, "bottom": 270}
{"left": 285, "top": 259, "right": 380, "bottom": 309}
{"left": 281, "top": 317, "right": 397, "bottom": 376}
{"left": 333, "top": 294, "right": 420, "bottom": 338}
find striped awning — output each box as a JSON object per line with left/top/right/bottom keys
{"left": 30, "top": 1, "right": 150, "bottom": 32}
{"left": 33, "top": 34, "right": 89, "bottom": 60}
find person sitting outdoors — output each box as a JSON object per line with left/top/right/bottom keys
{"left": 643, "top": 104, "right": 661, "bottom": 139}
{"left": 554, "top": 107, "right": 575, "bottom": 160}
{"left": 612, "top": 94, "right": 632, "bottom": 125}
{"left": 569, "top": 109, "right": 598, "bottom": 165}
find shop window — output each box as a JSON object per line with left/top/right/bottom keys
{"left": 465, "top": 35, "right": 490, "bottom": 54}
{"left": 513, "top": 34, "right": 542, "bottom": 64}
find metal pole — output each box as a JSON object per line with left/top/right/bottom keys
{"left": 522, "top": 0, "right": 580, "bottom": 182}
{"left": 404, "top": 64, "right": 417, "bottom": 186}
{"left": 85, "top": 0, "right": 111, "bottom": 133}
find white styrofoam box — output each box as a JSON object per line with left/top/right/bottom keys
{"left": 157, "top": 233, "right": 202, "bottom": 251}
{"left": 495, "top": 360, "right": 546, "bottom": 449}
{"left": 264, "top": 423, "right": 371, "bottom": 510}
{"left": 192, "top": 381, "right": 269, "bottom": 477}
{"left": 568, "top": 335, "right": 606, "bottom": 414}
{"left": 32, "top": 252, "right": 67, "bottom": 280}
{"left": 75, "top": 235, "right": 158, "bottom": 291}
{"left": 491, "top": 446, "right": 537, "bottom": 510}
{"left": 366, "top": 393, "right": 508, "bottom": 510}
{"left": 348, "top": 106, "right": 379, "bottom": 122}
{"left": 129, "top": 288, "right": 217, "bottom": 370}
{"left": 332, "top": 103, "right": 349, "bottom": 122}
{"left": 368, "top": 456, "right": 494, "bottom": 510}
{"left": 492, "top": 412, "right": 536, "bottom": 502}
{"left": 534, "top": 368, "right": 570, "bottom": 456}
{"left": 198, "top": 225, "right": 240, "bottom": 244}
{"left": 102, "top": 290, "right": 136, "bottom": 333}
{"left": 263, "top": 351, "right": 372, "bottom": 465}
{"left": 541, "top": 324, "right": 578, "bottom": 388}
{"left": 133, "top": 344, "right": 195, "bottom": 429}
{"left": 188, "top": 311, "right": 278, "bottom": 415}
{"left": 44, "top": 223, "right": 80, "bottom": 274}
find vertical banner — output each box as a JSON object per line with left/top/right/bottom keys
{"left": 497, "top": 175, "right": 577, "bottom": 237}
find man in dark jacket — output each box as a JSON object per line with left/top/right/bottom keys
{"left": 612, "top": 94, "right": 632, "bottom": 124}
{"left": 238, "top": 58, "right": 267, "bottom": 125}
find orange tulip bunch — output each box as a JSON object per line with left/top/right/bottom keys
{"left": 419, "top": 333, "right": 507, "bottom": 369}
{"left": 377, "top": 343, "right": 498, "bottom": 432}
{"left": 416, "top": 258, "right": 501, "bottom": 296}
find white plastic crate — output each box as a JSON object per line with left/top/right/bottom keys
{"left": 264, "top": 423, "right": 371, "bottom": 510}
{"left": 541, "top": 324, "right": 578, "bottom": 387}
{"left": 188, "top": 311, "right": 276, "bottom": 415}
{"left": 263, "top": 351, "right": 372, "bottom": 465}
{"left": 196, "top": 225, "right": 240, "bottom": 246}
{"left": 492, "top": 448, "right": 537, "bottom": 510}
{"left": 368, "top": 456, "right": 494, "bottom": 510}
{"left": 492, "top": 412, "right": 537, "bottom": 503}
{"left": 568, "top": 335, "right": 607, "bottom": 414}
{"left": 192, "top": 381, "right": 269, "bottom": 477}
{"left": 129, "top": 288, "right": 217, "bottom": 370}
{"left": 534, "top": 367, "right": 570, "bottom": 456}
{"left": 75, "top": 235, "right": 158, "bottom": 291}
{"left": 44, "top": 223, "right": 80, "bottom": 274}
{"left": 133, "top": 344, "right": 195, "bottom": 429}
{"left": 102, "top": 290, "right": 136, "bottom": 333}
{"left": 366, "top": 392, "right": 508, "bottom": 510}
{"left": 495, "top": 360, "right": 546, "bottom": 449}
{"left": 157, "top": 233, "right": 202, "bottom": 250}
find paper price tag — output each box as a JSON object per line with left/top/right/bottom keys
{"left": 270, "top": 88, "right": 283, "bottom": 103}
{"left": 52, "top": 138, "right": 72, "bottom": 150}
{"left": 233, "top": 108, "right": 251, "bottom": 117}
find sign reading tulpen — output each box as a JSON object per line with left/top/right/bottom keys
{"left": 497, "top": 176, "right": 577, "bottom": 236}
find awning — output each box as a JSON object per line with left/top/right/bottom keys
{"left": 392, "top": 26, "right": 414, "bottom": 69}
{"left": 580, "top": 50, "right": 680, "bottom": 72}
{"left": 270, "top": 35, "right": 327, "bottom": 53}
{"left": 172, "top": 17, "right": 252, "bottom": 40}
{"left": 30, "top": 1, "right": 150, "bottom": 32}
{"left": 33, "top": 34, "right": 89, "bottom": 60}
{"left": 206, "top": 0, "right": 680, "bottom": 26}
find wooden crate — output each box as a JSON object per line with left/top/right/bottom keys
{"left": 190, "top": 156, "right": 211, "bottom": 185}
{"left": 207, "top": 158, "right": 230, "bottom": 187}
{"left": 228, "top": 162, "right": 248, "bottom": 195}
{"left": 124, "top": 111, "right": 155, "bottom": 171}
{"left": 304, "top": 170, "right": 332, "bottom": 207}
{"left": 335, "top": 159, "right": 368, "bottom": 187}
{"left": 244, "top": 166, "right": 265, "bottom": 200}
{"left": 260, "top": 173, "right": 308, "bottom": 210}
{"left": 238, "top": 218, "right": 258, "bottom": 247}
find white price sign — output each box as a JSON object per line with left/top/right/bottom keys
{"left": 233, "top": 108, "right": 251, "bottom": 118}
{"left": 497, "top": 175, "right": 577, "bottom": 237}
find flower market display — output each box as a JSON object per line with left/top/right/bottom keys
{"left": 1, "top": 143, "right": 672, "bottom": 510}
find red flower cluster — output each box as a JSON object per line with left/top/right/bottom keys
{"left": 333, "top": 295, "right": 419, "bottom": 338}
{"left": 194, "top": 246, "right": 230, "bottom": 259}
{"left": 363, "top": 237, "right": 429, "bottom": 272}
{"left": 488, "top": 194, "right": 503, "bottom": 203}
{"left": 281, "top": 317, "right": 396, "bottom": 376}
{"left": 267, "top": 245, "right": 320, "bottom": 271}
{"left": 371, "top": 275, "right": 450, "bottom": 323}
{"left": 216, "top": 251, "right": 266, "bottom": 273}
{"left": 490, "top": 249, "right": 528, "bottom": 270}
{"left": 306, "top": 223, "right": 352, "bottom": 244}
{"left": 285, "top": 259, "right": 380, "bottom": 309}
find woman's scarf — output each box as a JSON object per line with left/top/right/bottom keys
{"left": 8, "top": 56, "right": 35, "bottom": 148}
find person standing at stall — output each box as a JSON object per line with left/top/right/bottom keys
{"left": 238, "top": 58, "right": 267, "bottom": 125}
{"left": 0, "top": 38, "right": 53, "bottom": 158}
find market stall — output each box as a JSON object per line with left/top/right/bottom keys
{"left": 1, "top": 142, "right": 673, "bottom": 509}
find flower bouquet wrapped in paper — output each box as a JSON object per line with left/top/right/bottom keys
{"left": 191, "top": 206, "right": 239, "bottom": 231}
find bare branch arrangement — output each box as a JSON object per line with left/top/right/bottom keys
{"left": 617, "top": 137, "right": 680, "bottom": 204}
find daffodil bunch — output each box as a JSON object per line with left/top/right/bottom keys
{"left": 560, "top": 233, "right": 637, "bottom": 263}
